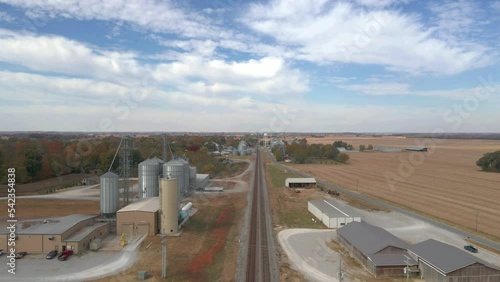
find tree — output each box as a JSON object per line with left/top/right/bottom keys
{"left": 337, "top": 153, "right": 350, "bottom": 163}
{"left": 23, "top": 148, "right": 43, "bottom": 180}
{"left": 367, "top": 144, "right": 373, "bottom": 150}
{"left": 359, "top": 144, "right": 366, "bottom": 151}
{"left": 476, "top": 151, "right": 500, "bottom": 172}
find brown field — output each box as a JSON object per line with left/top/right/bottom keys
{"left": 292, "top": 136, "right": 500, "bottom": 239}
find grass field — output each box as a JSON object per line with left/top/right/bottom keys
{"left": 295, "top": 136, "right": 500, "bottom": 239}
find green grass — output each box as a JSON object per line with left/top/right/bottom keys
{"left": 266, "top": 163, "right": 325, "bottom": 229}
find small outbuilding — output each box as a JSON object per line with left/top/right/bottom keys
{"left": 409, "top": 239, "right": 500, "bottom": 281}
{"left": 116, "top": 197, "right": 160, "bottom": 237}
{"left": 285, "top": 178, "right": 317, "bottom": 189}
{"left": 308, "top": 199, "right": 361, "bottom": 228}
{"left": 195, "top": 174, "right": 210, "bottom": 190}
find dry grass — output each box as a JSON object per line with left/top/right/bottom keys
{"left": 0, "top": 198, "right": 99, "bottom": 220}
{"left": 300, "top": 136, "right": 500, "bottom": 239}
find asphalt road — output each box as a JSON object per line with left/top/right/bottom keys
{"left": 267, "top": 149, "right": 500, "bottom": 252}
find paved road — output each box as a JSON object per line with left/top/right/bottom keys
{"left": 267, "top": 149, "right": 500, "bottom": 252}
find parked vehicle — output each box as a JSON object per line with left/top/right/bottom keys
{"left": 15, "top": 252, "right": 27, "bottom": 259}
{"left": 464, "top": 245, "right": 478, "bottom": 253}
{"left": 0, "top": 249, "right": 3, "bottom": 256}
{"left": 58, "top": 250, "right": 73, "bottom": 261}
{"left": 46, "top": 250, "right": 58, "bottom": 259}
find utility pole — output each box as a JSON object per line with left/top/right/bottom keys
{"left": 404, "top": 255, "right": 411, "bottom": 282}
{"left": 475, "top": 210, "right": 479, "bottom": 232}
{"left": 161, "top": 236, "right": 167, "bottom": 278}
{"left": 338, "top": 259, "right": 344, "bottom": 281}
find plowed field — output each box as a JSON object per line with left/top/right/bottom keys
{"left": 292, "top": 136, "right": 500, "bottom": 239}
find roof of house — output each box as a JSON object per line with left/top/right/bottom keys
{"left": 65, "top": 222, "right": 109, "bottom": 242}
{"left": 286, "top": 178, "right": 317, "bottom": 184}
{"left": 117, "top": 197, "right": 160, "bottom": 213}
{"left": 17, "top": 214, "right": 97, "bottom": 235}
{"left": 409, "top": 239, "right": 500, "bottom": 274}
{"left": 309, "top": 200, "right": 361, "bottom": 218}
{"left": 337, "top": 222, "right": 409, "bottom": 256}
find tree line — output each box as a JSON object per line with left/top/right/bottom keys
{"left": 272, "top": 139, "right": 352, "bottom": 164}
{"left": 476, "top": 150, "right": 500, "bottom": 172}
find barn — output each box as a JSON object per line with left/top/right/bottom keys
{"left": 308, "top": 199, "right": 361, "bottom": 228}
{"left": 285, "top": 178, "right": 317, "bottom": 189}
{"left": 409, "top": 239, "right": 500, "bottom": 282}
{"left": 337, "top": 222, "right": 418, "bottom": 277}
{"left": 116, "top": 197, "right": 160, "bottom": 237}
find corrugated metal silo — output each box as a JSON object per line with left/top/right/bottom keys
{"left": 152, "top": 157, "right": 165, "bottom": 176}
{"left": 159, "top": 178, "right": 179, "bottom": 234}
{"left": 163, "top": 159, "right": 185, "bottom": 201}
{"left": 189, "top": 166, "right": 197, "bottom": 190}
{"left": 177, "top": 158, "right": 190, "bottom": 194}
{"left": 138, "top": 158, "right": 161, "bottom": 198}
{"left": 100, "top": 171, "right": 119, "bottom": 217}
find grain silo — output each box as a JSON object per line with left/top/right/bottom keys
{"left": 178, "top": 158, "right": 190, "bottom": 195}
{"left": 159, "top": 178, "right": 179, "bottom": 234}
{"left": 152, "top": 157, "right": 165, "bottom": 176}
{"left": 100, "top": 171, "right": 119, "bottom": 217}
{"left": 138, "top": 158, "right": 161, "bottom": 198}
{"left": 189, "top": 166, "right": 197, "bottom": 191}
{"left": 163, "top": 159, "right": 185, "bottom": 201}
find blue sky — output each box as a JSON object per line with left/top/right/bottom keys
{"left": 0, "top": 0, "right": 499, "bottom": 132}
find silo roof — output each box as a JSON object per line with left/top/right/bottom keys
{"left": 140, "top": 158, "right": 161, "bottom": 165}
{"left": 101, "top": 171, "right": 118, "bottom": 178}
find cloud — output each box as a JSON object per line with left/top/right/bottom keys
{"left": 337, "top": 83, "right": 410, "bottom": 95}
{"left": 0, "top": 11, "right": 15, "bottom": 22}
{"left": 242, "top": 0, "right": 491, "bottom": 75}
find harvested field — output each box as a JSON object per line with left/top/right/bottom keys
{"left": 296, "top": 136, "right": 500, "bottom": 239}
{"left": 0, "top": 198, "right": 99, "bottom": 220}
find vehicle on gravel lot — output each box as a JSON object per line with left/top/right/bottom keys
{"left": 464, "top": 245, "right": 478, "bottom": 253}
{"left": 15, "top": 252, "right": 27, "bottom": 259}
{"left": 58, "top": 250, "right": 73, "bottom": 261}
{"left": 46, "top": 250, "right": 58, "bottom": 259}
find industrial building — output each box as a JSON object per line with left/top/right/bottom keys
{"left": 0, "top": 215, "right": 109, "bottom": 255}
{"left": 116, "top": 197, "right": 160, "bottom": 236}
{"left": 195, "top": 174, "right": 210, "bottom": 190}
{"left": 409, "top": 239, "right": 500, "bottom": 281}
{"left": 337, "top": 222, "right": 418, "bottom": 277}
{"left": 285, "top": 178, "right": 317, "bottom": 189}
{"left": 308, "top": 200, "right": 361, "bottom": 228}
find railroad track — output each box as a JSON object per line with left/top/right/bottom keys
{"left": 246, "top": 149, "right": 273, "bottom": 282}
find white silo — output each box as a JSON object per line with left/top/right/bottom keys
{"left": 100, "top": 171, "right": 119, "bottom": 217}
{"left": 159, "top": 178, "right": 179, "bottom": 234}
{"left": 138, "top": 158, "right": 161, "bottom": 198}
{"left": 163, "top": 159, "right": 185, "bottom": 201}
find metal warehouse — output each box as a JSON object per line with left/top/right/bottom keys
{"left": 0, "top": 214, "right": 109, "bottom": 255}
{"left": 409, "top": 239, "right": 500, "bottom": 281}
{"left": 286, "top": 178, "right": 317, "bottom": 189}
{"left": 308, "top": 199, "right": 361, "bottom": 228}
{"left": 337, "top": 221, "right": 418, "bottom": 277}
{"left": 116, "top": 197, "right": 160, "bottom": 237}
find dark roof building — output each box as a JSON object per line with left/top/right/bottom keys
{"left": 409, "top": 239, "right": 500, "bottom": 282}
{"left": 337, "top": 222, "right": 418, "bottom": 277}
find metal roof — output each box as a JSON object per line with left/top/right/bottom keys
{"left": 337, "top": 222, "right": 409, "bottom": 256}
{"left": 117, "top": 197, "right": 160, "bottom": 213}
{"left": 17, "top": 214, "right": 97, "bottom": 235}
{"left": 101, "top": 171, "right": 118, "bottom": 178}
{"left": 65, "top": 222, "right": 109, "bottom": 242}
{"left": 370, "top": 253, "right": 417, "bottom": 266}
{"left": 309, "top": 200, "right": 361, "bottom": 218}
{"left": 139, "top": 158, "right": 161, "bottom": 165}
{"left": 286, "top": 178, "right": 317, "bottom": 183}
{"left": 409, "top": 239, "right": 500, "bottom": 274}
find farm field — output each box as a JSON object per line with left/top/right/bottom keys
{"left": 291, "top": 136, "right": 500, "bottom": 239}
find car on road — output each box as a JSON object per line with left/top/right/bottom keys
{"left": 58, "top": 250, "right": 73, "bottom": 261}
{"left": 15, "top": 252, "right": 27, "bottom": 259}
{"left": 464, "top": 245, "right": 478, "bottom": 253}
{"left": 46, "top": 250, "right": 58, "bottom": 259}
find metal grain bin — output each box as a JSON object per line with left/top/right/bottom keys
{"left": 189, "top": 166, "right": 197, "bottom": 190}
{"left": 138, "top": 158, "right": 161, "bottom": 198}
{"left": 100, "top": 171, "right": 119, "bottom": 217}
{"left": 163, "top": 159, "right": 185, "bottom": 201}
{"left": 177, "top": 158, "right": 190, "bottom": 194}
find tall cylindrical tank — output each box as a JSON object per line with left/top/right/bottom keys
{"left": 189, "top": 166, "right": 197, "bottom": 190}
{"left": 178, "top": 158, "right": 190, "bottom": 194}
{"left": 163, "top": 159, "right": 185, "bottom": 201}
{"left": 100, "top": 171, "right": 119, "bottom": 217}
{"left": 152, "top": 157, "right": 165, "bottom": 176}
{"left": 159, "top": 178, "right": 179, "bottom": 234}
{"left": 138, "top": 158, "right": 161, "bottom": 198}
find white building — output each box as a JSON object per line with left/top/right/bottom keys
{"left": 308, "top": 199, "right": 362, "bottom": 228}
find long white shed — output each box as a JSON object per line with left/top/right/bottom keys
{"left": 308, "top": 199, "right": 362, "bottom": 228}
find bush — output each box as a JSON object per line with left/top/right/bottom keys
{"left": 476, "top": 151, "right": 500, "bottom": 172}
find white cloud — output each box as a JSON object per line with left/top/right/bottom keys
{"left": 242, "top": 0, "right": 491, "bottom": 75}
{"left": 0, "top": 11, "right": 15, "bottom": 22}
{"left": 337, "top": 83, "right": 410, "bottom": 95}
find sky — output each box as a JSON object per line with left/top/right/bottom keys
{"left": 0, "top": 0, "right": 499, "bottom": 133}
